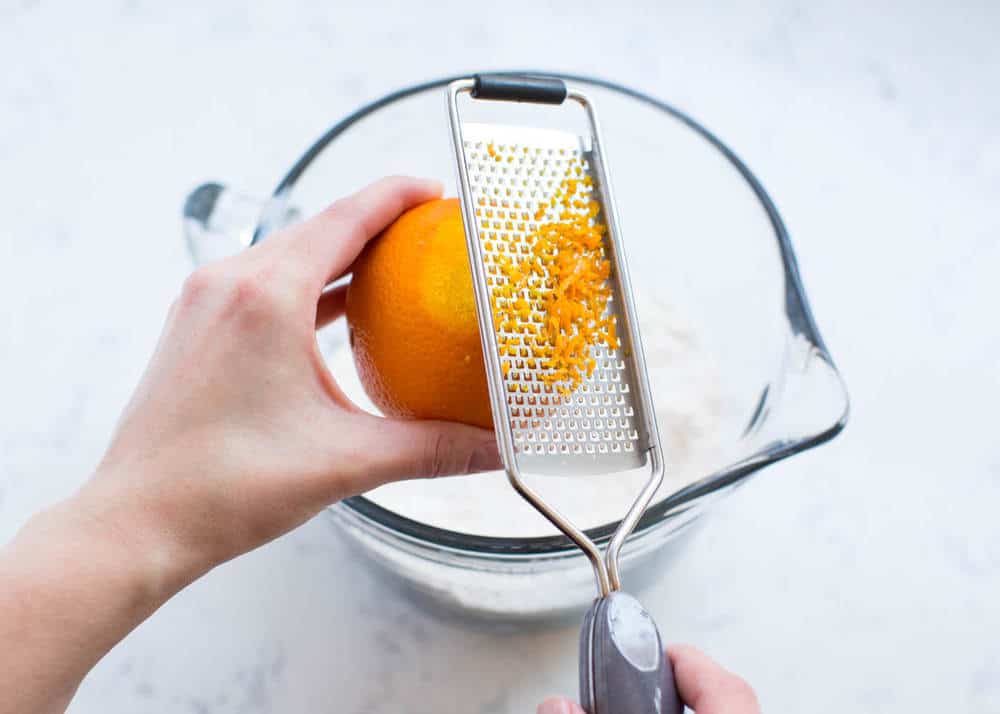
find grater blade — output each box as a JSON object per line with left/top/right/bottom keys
{"left": 457, "top": 122, "right": 649, "bottom": 477}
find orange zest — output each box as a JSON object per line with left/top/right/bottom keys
{"left": 488, "top": 167, "right": 618, "bottom": 395}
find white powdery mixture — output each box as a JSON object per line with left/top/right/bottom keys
{"left": 325, "top": 296, "right": 722, "bottom": 537}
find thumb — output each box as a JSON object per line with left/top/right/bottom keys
{"left": 343, "top": 414, "right": 501, "bottom": 490}
{"left": 537, "top": 698, "right": 587, "bottom": 714}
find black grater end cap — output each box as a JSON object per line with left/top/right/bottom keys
{"left": 471, "top": 74, "right": 567, "bottom": 104}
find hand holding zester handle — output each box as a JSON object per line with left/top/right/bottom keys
{"left": 543, "top": 642, "right": 762, "bottom": 714}
{"left": 580, "top": 592, "right": 681, "bottom": 714}
{"left": 449, "top": 74, "right": 683, "bottom": 714}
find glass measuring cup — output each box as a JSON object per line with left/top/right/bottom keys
{"left": 182, "top": 71, "right": 849, "bottom": 621}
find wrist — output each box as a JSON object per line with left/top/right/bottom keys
{"left": 65, "top": 465, "right": 213, "bottom": 607}
{"left": 0, "top": 476, "right": 208, "bottom": 710}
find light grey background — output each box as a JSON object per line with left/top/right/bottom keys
{"left": 1, "top": 1, "right": 998, "bottom": 712}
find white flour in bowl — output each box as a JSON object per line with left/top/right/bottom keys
{"left": 324, "top": 295, "right": 722, "bottom": 538}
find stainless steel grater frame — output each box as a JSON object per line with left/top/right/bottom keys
{"left": 448, "top": 75, "right": 682, "bottom": 714}
{"left": 447, "top": 75, "right": 665, "bottom": 597}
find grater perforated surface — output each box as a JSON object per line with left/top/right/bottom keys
{"left": 460, "top": 122, "right": 648, "bottom": 476}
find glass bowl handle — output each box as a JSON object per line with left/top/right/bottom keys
{"left": 182, "top": 182, "right": 300, "bottom": 266}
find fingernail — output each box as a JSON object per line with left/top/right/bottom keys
{"left": 470, "top": 439, "right": 501, "bottom": 472}
{"left": 537, "top": 698, "right": 573, "bottom": 714}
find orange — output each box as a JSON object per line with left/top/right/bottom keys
{"left": 346, "top": 198, "right": 493, "bottom": 429}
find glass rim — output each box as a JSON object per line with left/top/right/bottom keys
{"left": 262, "top": 69, "right": 849, "bottom": 557}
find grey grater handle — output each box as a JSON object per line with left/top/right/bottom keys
{"left": 579, "top": 592, "right": 682, "bottom": 714}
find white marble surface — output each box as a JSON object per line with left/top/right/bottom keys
{"left": 2, "top": 1, "right": 999, "bottom": 712}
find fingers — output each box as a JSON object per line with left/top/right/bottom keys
{"left": 536, "top": 697, "right": 586, "bottom": 714}
{"left": 337, "top": 415, "right": 500, "bottom": 494}
{"left": 279, "top": 176, "right": 442, "bottom": 290}
{"left": 668, "top": 644, "right": 760, "bottom": 714}
{"left": 533, "top": 647, "right": 758, "bottom": 714}
{"left": 315, "top": 283, "right": 349, "bottom": 330}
